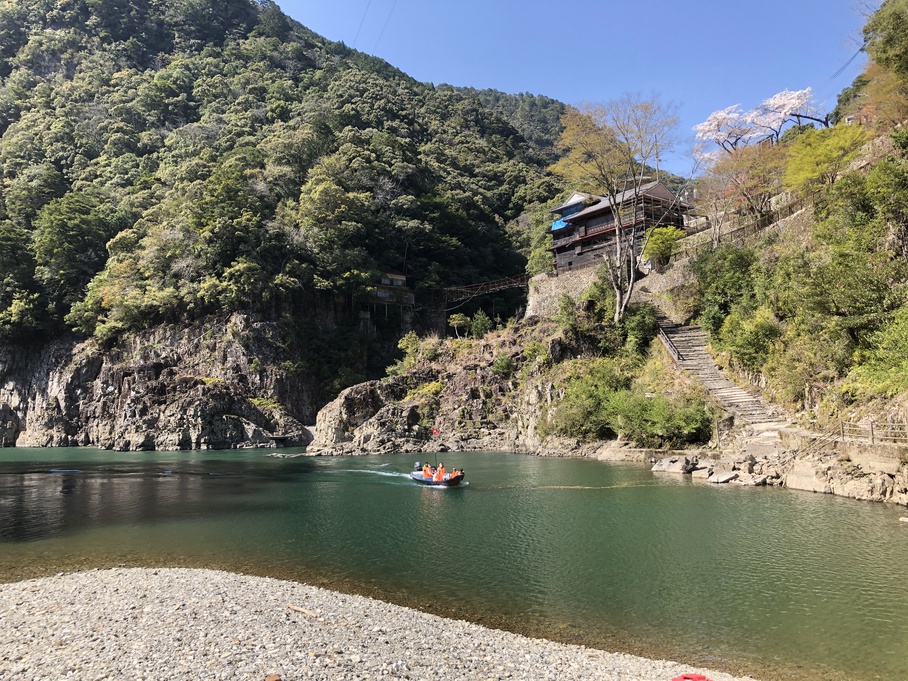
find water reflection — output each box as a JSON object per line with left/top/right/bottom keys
{"left": 1, "top": 450, "right": 907, "bottom": 681}
{"left": 0, "top": 453, "right": 316, "bottom": 543}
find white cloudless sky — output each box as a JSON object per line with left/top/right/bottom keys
{"left": 277, "top": 1, "right": 869, "bottom": 175}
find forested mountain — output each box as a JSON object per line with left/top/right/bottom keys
{"left": 0, "top": 0, "right": 559, "bottom": 346}
{"left": 446, "top": 86, "right": 567, "bottom": 164}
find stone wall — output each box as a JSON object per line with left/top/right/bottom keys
{"left": 524, "top": 268, "right": 600, "bottom": 319}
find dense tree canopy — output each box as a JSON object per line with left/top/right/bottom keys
{"left": 0, "top": 0, "right": 560, "bottom": 343}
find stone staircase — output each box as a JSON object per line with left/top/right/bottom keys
{"left": 657, "top": 317, "right": 780, "bottom": 426}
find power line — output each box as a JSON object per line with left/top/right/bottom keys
{"left": 351, "top": 0, "right": 373, "bottom": 48}
{"left": 831, "top": 45, "right": 864, "bottom": 81}
{"left": 373, "top": 0, "right": 398, "bottom": 52}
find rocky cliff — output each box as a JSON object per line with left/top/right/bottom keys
{"left": 0, "top": 314, "right": 317, "bottom": 450}
{"left": 307, "top": 317, "right": 658, "bottom": 461}
{"left": 309, "top": 319, "right": 553, "bottom": 456}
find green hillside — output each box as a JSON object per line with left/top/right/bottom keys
{"left": 0, "top": 0, "right": 559, "bottom": 348}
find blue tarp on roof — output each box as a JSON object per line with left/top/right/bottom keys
{"left": 551, "top": 202, "right": 584, "bottom": 231}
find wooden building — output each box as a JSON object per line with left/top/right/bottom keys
{"left": 549, "top": 181, "right": 688, "bottom": 273}
{"left": 360, "top": 271, "right": 414, "bottom": 332}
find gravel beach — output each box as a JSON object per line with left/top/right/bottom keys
{"left": 0, "top": 568, "right": 757, "bottom": 681}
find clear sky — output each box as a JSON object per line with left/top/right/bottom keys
{"left": 277, "top": 1, "right": 869, "bottom": 176}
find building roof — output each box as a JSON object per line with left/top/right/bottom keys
{"left": 564, "top": 181, "right": 685, "bottom": 224}
{"left": 550, "top": 191, "right": 591, "bottom": 214}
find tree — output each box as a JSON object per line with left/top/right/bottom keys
{"left": 694, "top": 166, "right": 740, "bottom": 247}
{"left": 32, "top": 193, "right": 111, "bottom": 310}
{"left": 643, "top": 226, "right": 686, "bottom": 264}
{"left": 784, "top": 125, "right": 867, "bottom": 194}
{"left": 0, "top": 220, "right": 45, "bottom": 339}
{"left": 860, "top": 62, "right": 908, "bottom": 129}
{"left": 550, "top": 96, "right": 678, "bottom": 322}
{"left": 693, "top": 104, "right": 763, "bottom": 152}
{"left": 470, "top": 309, "right": 492, "bottom": 338}
{"left": 704, "top": 143, "right": 788, "bottom": 219}
{"left": 448, "top": 313, "right": 470, "bottom": 339}
{"left": 864, "top": 0, "right": 908, "bottom": 81}
{"left": 694, "top": 88, "right": 829, "bottom": 153}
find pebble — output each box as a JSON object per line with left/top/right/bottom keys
{"left": 0, "top": 568, "right": 757, "bottom": 680}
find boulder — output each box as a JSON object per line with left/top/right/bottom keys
{"left": 651, "top": 456, "right": 696, "bottom": 474}
{"left": 708, "top": 471, "right": 738, "bottom": 484}
{"left": 734, "top": 473, "right": 767, "bottom": 486}
{"left": 733, "top": 454, "right": 756, "bottom": 474}
{"left": 712, "top": 458, "right": 737, "bottom": 474}
{"left": 783, "top": 459, "right": 832, "bottom": 495}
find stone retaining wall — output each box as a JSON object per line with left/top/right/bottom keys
{"left": 524, "top": 268, "right": 600, "bottom": 319}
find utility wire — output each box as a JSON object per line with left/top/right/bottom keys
{"left": 831, "top": 45, "right": 864, "bottom": 80}
{"left": 373, "top": 0, "right": 398, "bottom": 52}
{"left": 351, "top": 0, "right": 373, "bottom": 48}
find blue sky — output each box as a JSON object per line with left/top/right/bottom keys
{"left": 278, "top": 1, "right": 869, "bottom": 175}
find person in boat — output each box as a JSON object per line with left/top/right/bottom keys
{"left": 422, "top": 463, "right": 434, "bottom": 479}
{"left": 434, "top": 463, "right": 445, "bottom": 482}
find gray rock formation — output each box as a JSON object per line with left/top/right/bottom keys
{"left": 0, "top": 315, "right": 315, "bottom": 450}
{"left": 651, "top": 455, "right": 696, "bottom": 474}
{"left": 308, "top": 377, "right": 427, "bottom": 455}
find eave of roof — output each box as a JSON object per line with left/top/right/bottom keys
{"left": 549, "top": 191, "right": 591, "bottom": 214}
{"left": 564, "top": 181, "right": 688, "bottom": 223}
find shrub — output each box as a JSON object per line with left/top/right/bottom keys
{"left": 718, "top": 306, "right": 781, "bottom": 371}
{"left": 622, "top": 302, "right": 658, "bottom": 355}
{"left": 523, "top": 339, "right": 549, "bottom": 365}
{"left": 250, "top": 396, "right": 284, "bottom": 411}
{"left": 551, "top": 359, "right": 631, "bottom": 440}
{"left": 643, "top": 226, "right": 686, "bottom": 262}
{"left": 551, "top": 358, "right": 712, "bottom": 448}
{"left": 491, "top": 355, "right": 515, "bottom": 378}
{"left": 608, "top": 390, "right": 712, "bottom": 449}
{"left": 387, "top": 331, "right": 420, "bottom": 376}
{"left": 471, "top": 309, "right": 493, "bottom": 338}
{"left": 404, "top": 380, "right": 445, "bottom": 402}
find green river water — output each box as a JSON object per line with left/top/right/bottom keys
{"left": 1, "top": 448, "right": 906, "bottom": 680}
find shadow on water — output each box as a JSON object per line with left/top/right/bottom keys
{"left": 0, "top": 450, "right": 319, "bottom": 543}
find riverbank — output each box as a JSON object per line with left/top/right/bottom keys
{"left": 0, "top": 567, "right": 755, "bottom": 681}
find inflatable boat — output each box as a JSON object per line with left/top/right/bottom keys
{"left": 409, "top": 463, "right": 465, "bottom": 487}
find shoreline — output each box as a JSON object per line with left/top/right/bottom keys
{"left": 301, "top": 433, "right": 908, "bottom": 508}
{"left": 0, "top": 567, "right": 757, "bottom": 681}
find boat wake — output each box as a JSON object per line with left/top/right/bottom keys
{"left": 333, "top": 469, "right": 410, "bottom": 479}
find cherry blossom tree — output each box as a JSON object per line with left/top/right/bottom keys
{"left": 694, "top": 88, "right": 830, "bottom": 153}
{"left": 694, "top": 88, "right": 830, "bottom": 223}
{"left": 758, "top": 88, "right": 830, "bottom": 133}
{"left": 692, "top": 104, "right": 759, "bottom": 152}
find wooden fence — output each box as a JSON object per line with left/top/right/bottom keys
{"left": 668, "top": 197, "right": 806, "bottom": 263}
{"left": 839, "top": 420, "right": 908, "bottom": 446}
